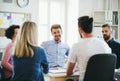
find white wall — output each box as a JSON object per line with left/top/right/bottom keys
{"left": 79, "top": 0, "right": 105, "bottom": 16}
{"left": 66, "top": 0, "right": 105, "bottom": 47}
{"left": 0, "top": 0, "right": 117, "bottom": 47}
{"left": 0, "top": 0, "right": 39, "bottom": 24}
{"left": 66, "top": 0, "right": 79, "bottom": 47}
{"left": 0, "top": 0, "right": 39, "bottom": 51}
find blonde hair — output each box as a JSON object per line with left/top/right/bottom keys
{"left": 14, "top": 21, "right": 38, "bottom": 58}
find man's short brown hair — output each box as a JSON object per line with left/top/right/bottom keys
{"left": 51, "top": 24, "right": 62, "bottom": 32}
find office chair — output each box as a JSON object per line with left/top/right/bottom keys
{"left": 83, "top": 54, "right": 117, "bottom": 81}
{"left": 66, "top": 79, "right": 74, "bottom": 81}
{"left": 11, "top": 80, "right": 32, "bottom": 81}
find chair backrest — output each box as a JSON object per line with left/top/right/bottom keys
{"left": 10, "top": 80, "right": 32, "bottom": 81}
{"left": 83, "top": 54, "right": 117, "bottom": 81}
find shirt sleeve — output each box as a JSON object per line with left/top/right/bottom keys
{"left": 41, "top": 42, "right": 46, "bottom": 48}
{"left": 1, "top": 44, "right": 12, "bottom": 72}
{"left": 65, "top": 46, "right": 70, "bottom": 56}
{"left": 68, "top": 45, "right": 77, "bottom": 63}
{"left": 41, "top": 48, "right": 49, "bottom": 74}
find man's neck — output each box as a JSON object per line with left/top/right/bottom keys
{"left": 82, "top": 33, "right": 93, "bottom": 38}
{"left": 54, "top": 40, "right": 61, "bottom": 43}
{"left": 106, "top": 37, "right": 112, "bottom": 42}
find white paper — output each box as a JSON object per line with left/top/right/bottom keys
{"left": 49, "top": 68, "right": 66, "bottom": 73}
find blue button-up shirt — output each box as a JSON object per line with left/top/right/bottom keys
{"left": 41, "top": 40, "right": 69, "bottom": 67}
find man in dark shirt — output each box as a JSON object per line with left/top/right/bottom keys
{"left": 102, "top": 24, "right": 120, "bottom": 69}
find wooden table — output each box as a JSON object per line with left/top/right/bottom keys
{"left": 44, "top": 71, "right": 79, "bottom": 81}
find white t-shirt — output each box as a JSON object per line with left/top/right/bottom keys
{"left": 68, "top": 37, "right": 111, "bottom": 81}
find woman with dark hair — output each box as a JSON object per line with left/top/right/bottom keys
{"left": 1, "top": 25, "right": 19, "bottom": 81}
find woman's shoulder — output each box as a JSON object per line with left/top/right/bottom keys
{"left": 4, "top": 42, "right": 13, "bottom": 50}
{"left": 32, "top": 46, "right": 45, "bottom": 51}
{"left": 32, "top": 46, "right": 46, "bottom": 57}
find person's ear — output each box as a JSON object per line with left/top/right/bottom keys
{"left": 79, "top": 27, "right": 83, "bottom": 33}
{"left": 78, "top": 27, "right": 83, "bottom": 38}
{"left": 110, "top": 30, "right": 112, "bottom": 34}
{"left": 78, "top": 27, "right": 80, "bottom": 33}
{"left": 51, "top": 31, "right": 54, "bottom": 36}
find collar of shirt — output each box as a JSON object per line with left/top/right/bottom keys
{"left": 107, "top": 38, "right": 114, "bottom": 44}
{"left": 53, "top": 40, "right": 61, "bottom": 44}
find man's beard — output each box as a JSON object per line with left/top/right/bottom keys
{"left": 54, "top": 35, "right": 61, "bottom": 42}
{"left": 103, "top": 35, "right": 110, "bottom": 41}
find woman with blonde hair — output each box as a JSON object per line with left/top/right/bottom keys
{"left": 12, "top": 21, "right": 49, "bottom": 81}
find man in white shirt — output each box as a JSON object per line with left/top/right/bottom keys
{"left": 66, "top": 16, "right": 111, "bottom": 81}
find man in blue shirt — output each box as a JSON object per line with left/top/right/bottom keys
{"left": 41, "top": 24, "right": 69, "bottom": 67}
{"left": 102, "top": 24, "right": 120, "bottom": 69}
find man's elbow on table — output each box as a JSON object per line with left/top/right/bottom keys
{"left": 66, "top": 70, "right": 73, "bottom": 76}
{"left": 66, "top": 62, "right": 75, "bottom": 76}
